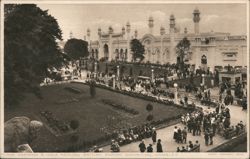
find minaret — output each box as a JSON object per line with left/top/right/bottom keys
{"left": 122, "top": 26, "right": 125, "bottom": 39}
{"left": 108, "top": 26, "right": 113, "bottom": 61}
{"left": 98, "top": 27, "right": 103, "bottom": 60}
{"left": 87, "top": 28, "right": 91, "bottom": 53}
{"left": 160, "top": 26, "right": 165, "bottom": 64}
{"left": 184, "top": 27, "right": 188, "bottom": 34}
{"left": 126, "top": 22, "right": 131, "bottom": 62}
{"left": 69, "top": 31, "right": 73, "bottom": 39}
{"left": 148, "top": 16, "right": 154, "bottom": 34}
{"left": 193, "top": 7, "right": 200, "bottom": 34}
{"left": 134, "top": 30, "right": 138, "bottom": 39}
{"left": 169, "top": 14, "right": 176, "bottom": 63}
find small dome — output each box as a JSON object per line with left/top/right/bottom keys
{"left": 98, "top": 27, "right": 101, "bottom": 31}
{"left": 149, "top": 16, "right": 153, "bottom": 21}
{"left": 170, "top": 14, "right": 175, "bottom": 20}
{"left": 87, "top": 28, "right": 90, "bottom": 32}
{"left": 193, "top": 7, "right": 200, "bottom": 14}
{"left": 126, "top": 21, "right": 130, "bottom": 26}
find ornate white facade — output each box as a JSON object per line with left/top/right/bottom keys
{"left": 87, "top": 8, "right": 247, "bottom": 70}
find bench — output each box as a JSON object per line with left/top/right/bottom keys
{"left": 190, "top": 145, "right": 200, "bottom": 152}
{"left": 224, "top": 126, "right": 246, "bottom": 139}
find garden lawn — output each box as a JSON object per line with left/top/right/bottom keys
{"left": 5, "top": 83, "right": 188, "bottom": 152}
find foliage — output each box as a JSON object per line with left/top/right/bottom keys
{"left": 176, "top": 37, "right": 191, "bottom": 71}
{"left": 4, "top": 4, "right": 68, "bottom": 106}
{"left": 70, "top": 120, "right": 80, "bottom": 130}
{"left": 130, "top": 39, "right": 145, "bottom": 62}
{"left": 146, "top": 114, "right": 154, "bottom": 121}
{"left": 70, "top": 135, "right": 79, "bottom": 143}
{"left": 64, "top": 38, "right": 89, "bottom": 61}
{"left": 146, "top": 103, "right": 153, "bottom": 112}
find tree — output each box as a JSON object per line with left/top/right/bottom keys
{"left": 70, "top": 120, "right": 79, "bottom": 130}
{"left": 176, "top": 37, "right": 191, "bottom": 71}
{"left": 64, "top": 38, "right": 89, "bottom": 61}
{"left": 130, "top": 39, "right": 145, "bottom": 62}
{"left": 4, "top": 4, "right": 68, "bottom": 106}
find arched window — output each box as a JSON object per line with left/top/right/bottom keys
{"left": 104, "top": 44, "right": 109, "bottom": 60}
{"left": 201, "top": 55, "right": 207, "bottom": 64}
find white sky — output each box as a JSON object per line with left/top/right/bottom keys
{"left": 38, "top": 3, "right": 247, "bottom": 41}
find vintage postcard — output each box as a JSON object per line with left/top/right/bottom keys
{"left": 0, "top": 0, "right": 249, "bottom": 158}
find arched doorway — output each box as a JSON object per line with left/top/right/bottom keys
{"left": 104, "top": 44, "right": 109, "bottom": 60}
{"left": 120, "top": 49, "right": 123, "bottom": 61}
{"left": 95, "top": 49, "right": 98, "bottom": 59}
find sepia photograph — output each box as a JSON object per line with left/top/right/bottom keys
{"left": 0, "top": 0, "right": 249, "bottom": 158}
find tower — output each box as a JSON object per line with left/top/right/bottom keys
{"left": 69, "top": 31, "right": 73, "bottom": 39}
{"left": 169, "top": 14, "right": 176, "bottom": 63}
{"left": 160, "top": 27, "right": 165, "bottom": 64}
{"left": 148, "top": 16, "right": 154, "bottom": 34}
{"left": 134, "top": 30, "right": 138, "bottom": 39}
{"left": 193, "top": 7, "right": 200, "bottom": 34}
{"left": 122, "top": 26, "right": 125, "bottom": 38}
{"left": 97, "top": 27, "right": 103, "bottom": 60}
{"left": 126, "top": 22, "right": 131, "bottom": 62}
{"left": 87, "top": 28, "right": 91, "bottom": 52}
{"left": 108, "top": 26, "right": 113, "bottom": 61}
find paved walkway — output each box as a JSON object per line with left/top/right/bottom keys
{"left": 101, "top": 104, "right": 247, "bottom": 152}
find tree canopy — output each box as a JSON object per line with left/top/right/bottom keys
{"left": 64, "top": 38, "right": 89, "bottom": 61}
{"left": 176, "top": 37, "right": 191, "bottom": 71}
{"left": 130, "top": 39, "right": 145, "bottom": 62}
{"left": 176, "top": 37, "right": 191, "bottom": 63}
{"left": 4, "top": 4, "right": 68, "bottom": 106}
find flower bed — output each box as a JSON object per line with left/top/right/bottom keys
{"left": 102, "top": 99, "right": 139, "bottom": 115}
{"left": 40, "top": 110, "right": 74, "bottom": 136}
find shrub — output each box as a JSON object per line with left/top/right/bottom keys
{"left": 146, "top": 103, "right": 153, "bottom": 112}
{"left": 146, "top": 114, "right": 154, "bottom": 121}
{"left": 70, "top": 120, "right": 80, "bottom": 130}
{"left": 70, "top": 134, "right": 79, "bottom": 143}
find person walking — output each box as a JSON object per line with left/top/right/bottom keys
{"left": 152, "top": 128, "right": 157, "bottom": 144}
{"left": 182, "top": 127, "right": 187, "bottom": 144}
{"left": 173, "top": 126, "right": 178, "bottom": 142}
{"left": 138, "top": 140, "right": 146, "bottom": 152}
{"left": 157, "top": 139, "right": 163, "bottom": 152}
{"left": 204, "top": 130, "right": 210, "bottom": 146}
{"left": 147, "top": 144, "right": 153, "bottom": 152}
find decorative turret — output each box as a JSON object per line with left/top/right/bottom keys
{"left": 98, "top": 27, "right": 101, "bottom": 36}
{"left": 193, "top": 7, "right": 200, "bottom": 34}
{"left": 148, "top": 16, "right": 154, "bottom": 34}
{"left": 134, "top": 30, "right": 138, "bottom": 38}
{"left": 160, "top": 26, "right": 165, "bottom": 35}
{"left": 126, "top": 21, "right": 131, "bottom": 33}
{"left": 69, "top": 31, "right": 73, "bottom": 39}
{"left": 170, "top": 14, "right": 175, "bottom": 28}
{"left": 122, "top": 26, "right": 125, "bottom": 35}
{"left": 184, "top": 27, "right": 188, "bottom": 34}
{"left": 87, "top": 28, "right": 90, "bottom": 37}
{"left": 108, "top": 26, "right": 113, "bottom": 34}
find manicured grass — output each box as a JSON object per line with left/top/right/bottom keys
{"left": 5, "top": 83, "right": 188, "bottom": 152}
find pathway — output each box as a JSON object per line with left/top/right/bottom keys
{"left": 101, "top": 104, "right": 247, "bottom": 152}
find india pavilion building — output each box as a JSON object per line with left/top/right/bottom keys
{"left": 82, "top": 8, "right": 247, "bottom": 71}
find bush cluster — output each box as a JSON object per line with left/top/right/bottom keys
{"left": 102, "top": 99, "right": 139, "bottom": 115}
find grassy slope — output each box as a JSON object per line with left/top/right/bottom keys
{"left": 5, "top": 83, "right": 188, "bottom": 152}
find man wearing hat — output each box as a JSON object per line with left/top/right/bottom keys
{"left": 138, "top": 140, "right": 146, "bottom": 152}
{"left": 151, "top": 127, "right": 157, "bottom": 144}
{"left": 157, "top": 139, "right": 163, "bottom": 152}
